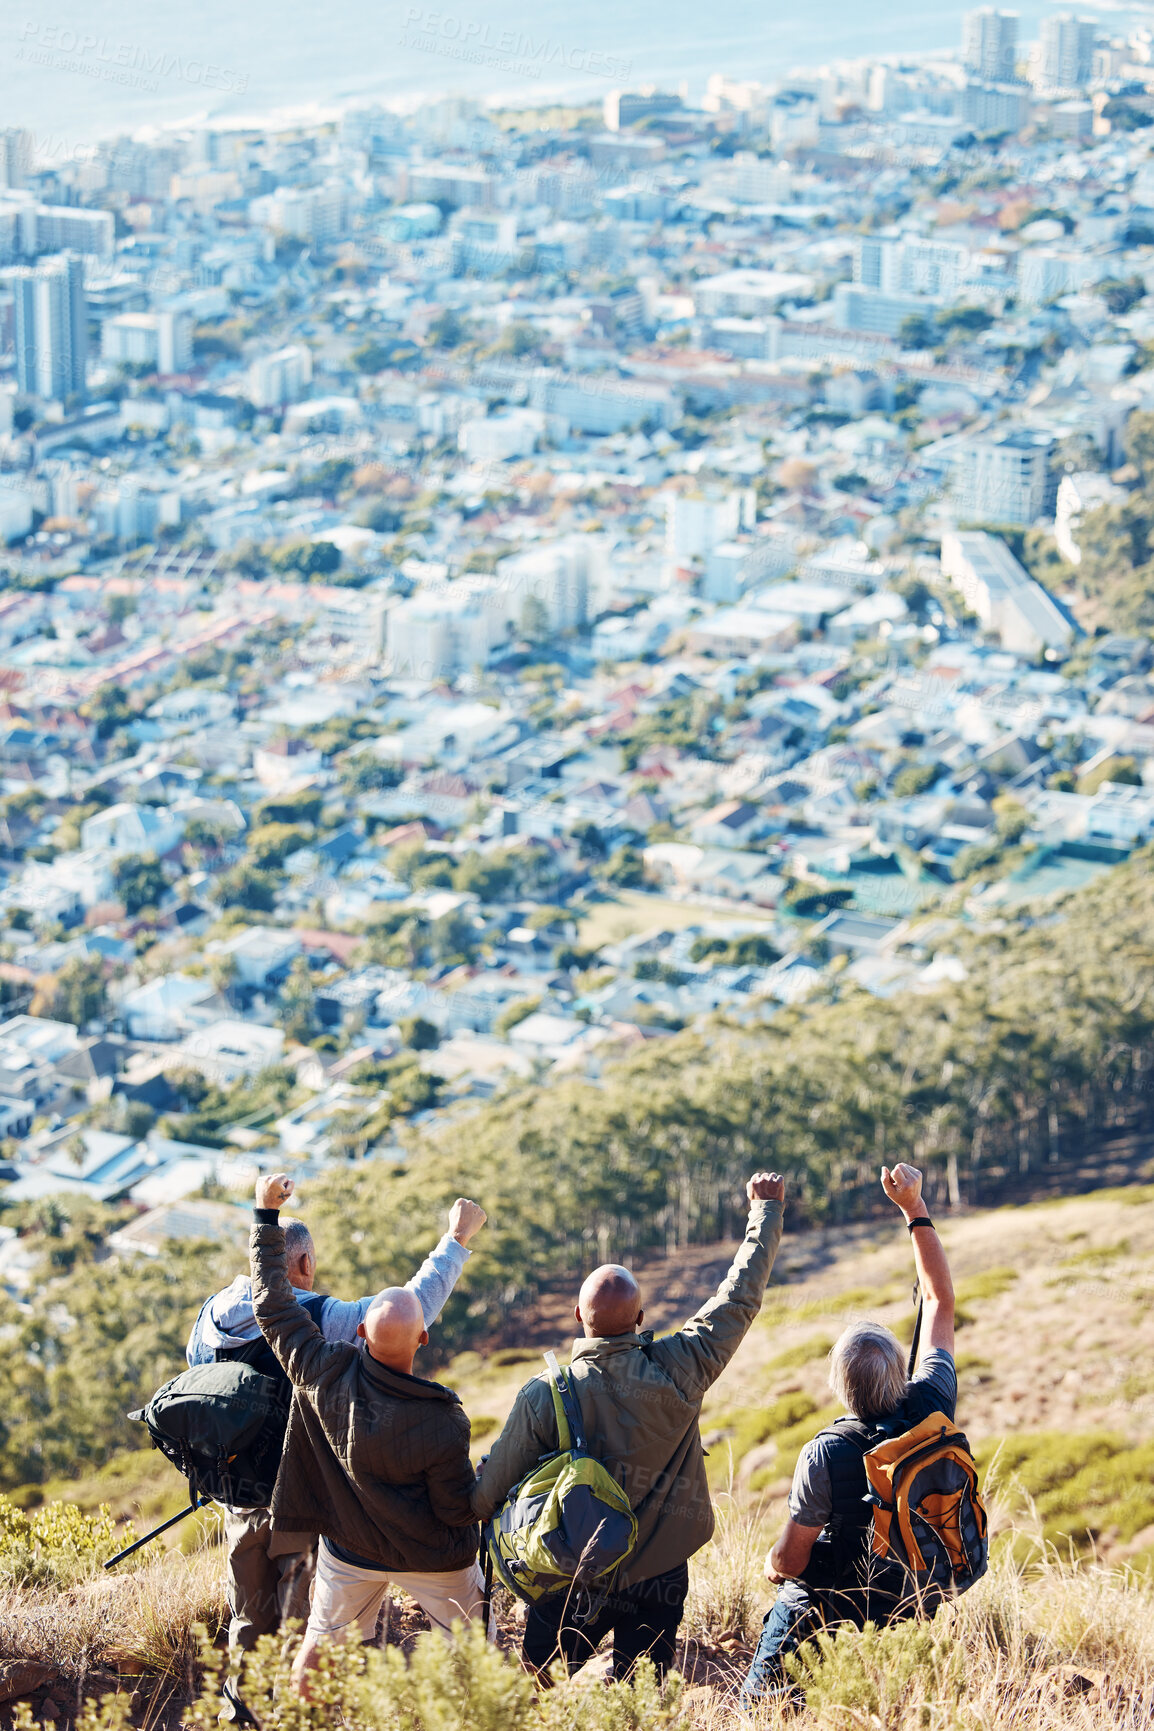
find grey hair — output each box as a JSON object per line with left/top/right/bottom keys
{"left": 283, "top": 1216, "right": 315, "bottom": 1266}
{"left": 828, "top": 1322, "right": 907, "bottom": 1419}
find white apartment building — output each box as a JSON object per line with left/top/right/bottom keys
{"left": 694, "top": 268, "right": 813, "bottom": 318}
{"left": 9, "top": 251, "right": 87, "bottom": 400}
{"left": 458, "top": 408, "right": 544, "bottom": 462}
{"left": 730, "top": 154, "right": 793, "bottom": 204}
{"left": 249, "top": 344, "right": 313, "bottom": 408}
{"left": 661, "top": 486, "right": 755, "bottom": 561}
{"left": 0, "top": 196, "right": 114, "bottom": 261}
{"left": 1033, "top": 12, "right": 1095, "bottom": 90}
{"left": 962, "top": 81, "right": 1031, "bottom": 132}
{"left": 1017, "top": 247, "right": 1109, "bottom": 304}
{"left": 854, "top": 235, "right": 972, "bottom": 299}
{"left": 962, "top": 8, "right": 1019, "bottom": 80}
{"left": 102, "top": 310, "right": 192, "bottom": 374}
{"left": 951, "top": 428, "right": 1057, "bottom": 525}
{"left": 387, "top": 576, "right": 515, "bottom": 680}
{"left": 832, "top": 282, "right": 938, "bottom": 339}
{"left": 495, "top": 538, "right": 602, "bottom": 633}
{"left": 941, "top": 530, "right": 1075, "bottom": 654}
{"left": 249, "top": 183, "right": 349, "bottom": 244}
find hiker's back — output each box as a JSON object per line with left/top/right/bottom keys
{"left": 795, "top": 1347, "right": 961, "bottom": 1599}
{"left": 550, "top": 1335, "right": 716, "bottom": 1586}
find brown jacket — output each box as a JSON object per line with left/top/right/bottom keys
{"left": 473, "top": 1198, "right": 783, "bottom": 1586}
{"left": 250, "top": 1213, "right": 478, "bottom": 1573}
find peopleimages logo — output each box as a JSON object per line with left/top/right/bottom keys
{"left": 17, "top": 21, "right": 249, "bottom": 93}
{"left": 399, "top": 7, "right": 632, "bottom": 81}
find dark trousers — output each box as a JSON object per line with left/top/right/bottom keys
{"left": 741, "top": 1579, "right": 914, "bottom": 1706}
{"left": 523, "top": 1563, "right": 689, "bottom": 1682}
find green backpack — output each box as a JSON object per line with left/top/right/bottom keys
{"left": 484, "top": 1351, "right": 638, "bottom": 1604}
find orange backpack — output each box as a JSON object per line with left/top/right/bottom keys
{"left": 861, "top": 1409, "right": 988, "bottom": 1600}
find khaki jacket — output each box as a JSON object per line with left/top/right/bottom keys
{"left": 251, "top": 1214, "right": 478, "bottom": 1574}
{"left": 472, "top": 1198, "right": 783, "bottom": 1586}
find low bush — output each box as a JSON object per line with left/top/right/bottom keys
{"left": 0, "top": 1496, "right": 134, "bottom": 1588}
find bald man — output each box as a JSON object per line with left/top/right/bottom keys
{"left": 249, "top": 1174, "right": 487, "bottom": 1694}
{"left": 190, "top": 1183, "right": 482, "bottom": 1721}
{"left": 474, "top": 1171, "right": 786, "bottom": 1683}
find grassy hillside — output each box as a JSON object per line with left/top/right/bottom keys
{"left": 7, "top": 1181, "right": 1154, "bottom": 1727}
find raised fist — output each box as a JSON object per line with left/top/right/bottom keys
{"left": 256, "top": 1171, "right": 294, "bottom": 1210}
{"left": 747, "top": 1171, "right": 785, "bottom": 1204}
{"left": 448, "top": 1198, "right": 487, "bottom": 1245}
{"left": 881, "top": 1163, "right": 923, "bottom": 1216}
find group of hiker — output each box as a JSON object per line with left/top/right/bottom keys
{"left": 172, "top": 1159, "right": 981, "bottom": 1714}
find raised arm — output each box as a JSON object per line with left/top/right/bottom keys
{"left": 881, "top": 1163, "right": 955, "bottom": 1358}
{"left": 653, "top": 1172, "right": 786, "bottom": 1398}
{"left": 251, "top": 1173, "right": 347, "bottom": 1388}
{"left": 318, "top": 1198, "right": 488, "bottom": 1344}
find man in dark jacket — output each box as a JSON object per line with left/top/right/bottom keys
{"left": 250, "top": 1173, "right": 485, "bottom": 1693}
{"left": 473, "top": 1170, "right": 786, "bottom": 1682}
{"left": 188, "top": 1190, "right": 480, "bottom": 1706}
{"left": 741, "top": 1162, "right": 957, "bottom": 1706}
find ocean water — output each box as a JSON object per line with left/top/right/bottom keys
{"left": 1, "top": 0, "right": 1097, "bottom": 152}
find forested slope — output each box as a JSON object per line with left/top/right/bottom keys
{"left": 2, "top": 849, "right": 1153, "bottom": 1487}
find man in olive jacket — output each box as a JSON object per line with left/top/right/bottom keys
{"left": 473, "top": 1170, "right": 786, "bottom": 1681}
{"left": 250, "top": 1173, "right": 485, "bottom": 1692}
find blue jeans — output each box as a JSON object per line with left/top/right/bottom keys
{"left": 742, "top": 1578, "right": 915, "bottom": 1706}
{"left": 740, "top": 1582, "right": 823, "bottom": 1706}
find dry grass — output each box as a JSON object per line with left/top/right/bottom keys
{"left": 0, "top": 1545, "right": 225, "bottom": 1695}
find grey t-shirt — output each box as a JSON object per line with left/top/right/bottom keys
{"left": 790, "top": 1348, "right": 958, "bottom": 1530}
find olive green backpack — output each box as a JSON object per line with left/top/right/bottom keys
{"left": 483, "top": 1351, "right": 637, "bottom": 1604}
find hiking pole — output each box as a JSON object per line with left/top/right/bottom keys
{"left": 482, "top": 1533, "right": 495, "bottom": 1636}
{"left": 103, "top": 1498, "right": 211, "bottom": 1569}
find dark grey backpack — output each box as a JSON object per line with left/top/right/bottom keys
{"left": 130, "top": 1360, "right": 290, "bottom": 1508}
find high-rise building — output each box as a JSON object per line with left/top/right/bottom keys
{"left": 962, "top": 9, "right": 1019, "bottom": 81}
{"left": 0, "top": 129, "right": 32, "bottom": 190}
{"left": 950, "top": 429, "right": 1058, "bottom": 526}
{"left": 9, "top": 252, "right": 87, "bottom": 402}
{"left": 1035, "top": 13, "right": 1096, "bottom": 90}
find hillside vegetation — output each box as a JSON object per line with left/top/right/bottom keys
{"left": 4, "top": 847, "right": 1154, "bottom": 1489}
{"left": 6, "top": 1183, "right": 1154, "bottom": 1725}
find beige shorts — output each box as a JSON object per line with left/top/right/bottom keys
{"left": 306, "top": 1543, "right": 486, "bottom": 1643}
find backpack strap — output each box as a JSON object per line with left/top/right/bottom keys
{"left": 543, "top": 1350, "right": 586, "bottom": 1453}
{"left": 814, "top": 1420, "right": 876, "bottom": 1537}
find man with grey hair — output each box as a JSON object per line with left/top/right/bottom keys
{"left": 186, "top": 1180, "right": 485, "bottom": 1720}
{"left": 741, "top": 1162, "right": 957, "bottom": 1707}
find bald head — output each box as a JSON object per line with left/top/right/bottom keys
{"left": 358, "top": 1287, "right": 428, "bottom": 1372}
{"left": 576, "top": 1265, "right": 643, "bottom": 1339}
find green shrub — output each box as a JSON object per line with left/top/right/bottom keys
{"left": 186, "top": 1625, "right": 685, "bottom": 1731}
{"left": 784, "top": 1616, "right": 965, "bottom": 1724}
{"left": 982, "top": 1431, "right": 1154, "bottom": 1547}
{"left": 0, "top": 1494, "right": 135, "bottom": 1587}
